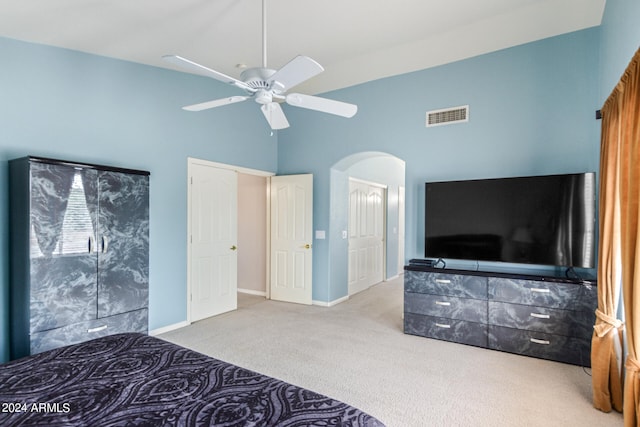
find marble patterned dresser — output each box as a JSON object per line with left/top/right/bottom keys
{"left": 404, "top": 263, "right": 597, "bottom": 366}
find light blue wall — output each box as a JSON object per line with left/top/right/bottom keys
{"left": 598, "top": 0, "right": 640, "bottom": 102}
{"left": 0, "top": 37, "right": 278, "bottom": 362}
{"left": 278, "top": 27, "right": 602, "bottom": 300}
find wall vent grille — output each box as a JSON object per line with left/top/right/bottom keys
{"left": 426, "top": 105, "right": 469, "bottom": 127}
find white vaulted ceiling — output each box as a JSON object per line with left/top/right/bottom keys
{"left": 0, "top": 0, "right": 605, "bottom": 94}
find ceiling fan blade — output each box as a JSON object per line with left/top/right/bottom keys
{"left": 162, "top": 55, "right": 254, "bottom": 92}
{"left": 268, "top": 56, "right": 324, "bottom": 93}
{"left": 286, "top": 93, "right": 358, "bottom": 118}
{"left": 183, "top": 96, "right": 250, "bottom": 112}
{"left": 261, "top": 102, "right": 290, "bottom": 130}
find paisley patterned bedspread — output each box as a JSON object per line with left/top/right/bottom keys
{"left": 0, "top": 333, "right": 384, "bottom": 426}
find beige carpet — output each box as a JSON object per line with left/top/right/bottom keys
{"left": 160, "top": 276, "right": 622, "bottom": 427}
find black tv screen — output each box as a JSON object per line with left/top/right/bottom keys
{"left": 425, "top": 173, "right": 596, "bottom": 268}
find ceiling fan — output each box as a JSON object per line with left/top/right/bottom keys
{"left": 162, "top": 0, "right": 357, "bottom": 130}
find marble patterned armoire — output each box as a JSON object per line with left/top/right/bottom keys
{"left": 9, "top": 156, "right": 150, "bottom": 360}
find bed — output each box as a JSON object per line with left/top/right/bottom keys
{"left": 0, "top": 333, "right": 384, "bottom": 426}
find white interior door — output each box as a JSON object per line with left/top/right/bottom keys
{"left": 270, "top": 174, "right": 313, "bottom": 305}
{"left": 190, "top": 163, "right": 238, "bottom": 321}
{"left": 348, "top": 179, "right": 385, "bottom": 295}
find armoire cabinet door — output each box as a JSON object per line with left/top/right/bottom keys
{"left": 97, "top": 171, "right": 150, "bottom": 318}
{"left": 29, "top": 163, "right": 98, "bottom": 333}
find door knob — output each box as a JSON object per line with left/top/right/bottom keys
{"left": 303, "top": 244, "right": 311, "bottom": 249}
{"left": 230, "top": 245, "right": 237, "bottom": 251}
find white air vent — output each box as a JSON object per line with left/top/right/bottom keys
{"left": 426, "top": 105, "right": 469, "bottom": 127}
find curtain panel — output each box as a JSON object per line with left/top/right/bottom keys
{"left": 592, "top": 89, "right": 624, "bottom": 413}
{"left": 620, "top": 48, "right": 640, "bottom": 427}
{"left": 593, "top": 46, "right": 640, "bottom": 427}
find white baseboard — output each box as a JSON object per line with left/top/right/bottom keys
{"left": 313, "top": 295, "right": 349, "bottom": 307}
{"left": 150, "top": 321, "right": 190, "bottom": 336}
{"left": 238, "top": 288, "right": 267, "bottom": 297}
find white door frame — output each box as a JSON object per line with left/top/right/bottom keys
{"left": 186, "top": 157, "right": 274, "bottom": 324}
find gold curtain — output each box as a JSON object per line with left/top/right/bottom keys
{"left": 592, "top": 46, "right": 640, "bottom": 426}
{"left": 620, "top": 48, "right": 640, "bottom": 427}
{"left": 592, "top": 76, "right": 624, "bottom": 412}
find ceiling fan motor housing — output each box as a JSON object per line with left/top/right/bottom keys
{"left": 240, "top": 67, "right": 277, "bottom": 91}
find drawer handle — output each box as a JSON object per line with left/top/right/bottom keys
{"left": 531, "top": 288, "right": 550, "bottom": 293}
{"left": 435, "top": 279, "right": 451, "bottom": 284}
{"left": 87, "top": 325, "right": 108, "bottom": 333}
{"left": 530, "top": 338, "right": 550, "bottom": 345}
{"left": 435, "top": 323, "right": 451, "bottom": 328}
{"left": 530, "top": 313, "right": 551, "bottom": 319}
{"left": 435, "top": 301, "right": 451, "bottom": 306}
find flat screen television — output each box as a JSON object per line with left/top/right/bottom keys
{"left": 424, "top": 172, "right": 596, "bottom": 268}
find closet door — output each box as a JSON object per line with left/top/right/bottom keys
{"left": 97, "top": 170, "right": 149, "bottom": 318}
{"left": 29, "top": 163, "right": 98, "bottom": 333}
{"left": 348, "top": 179, "right": 385, "bottom": 295}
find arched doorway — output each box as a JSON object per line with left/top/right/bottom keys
{"left": 328, "top": 152, "right": 406, "bottom": 299}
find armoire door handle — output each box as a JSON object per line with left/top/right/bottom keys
{"left": 102, "top": 236, "right": 109, "bottom": 253}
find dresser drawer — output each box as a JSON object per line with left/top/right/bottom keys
{"left": 30, "top": 308, "right": 148, "bottom": 354}
{"left": 405, "top": 292, "right": 487, "bottom": 323}
{"left": 488, "top": 277, "right": 596, "bottom": 311}
{"left": 488, "top": 301, "right": 595, "bottom": 338}
{"left": 405, "top": 270, "right": 487, "bottom": 299}
{"left": 488, "top": 325, "right": 591, "bottom": 367}
{"left": 405, "top": 313, "right": 487, "bottom": 347}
